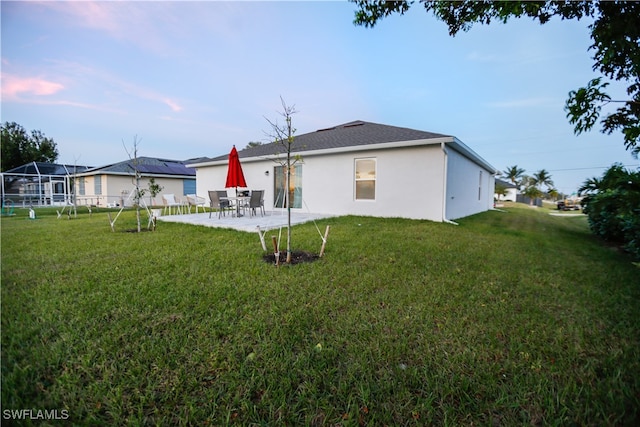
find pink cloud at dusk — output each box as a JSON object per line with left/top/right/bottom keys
{"left": 41, "top": 1, "right": 125, "bottom": 39}
{"left": 2, "top": 74, "right": 64, "bottom": 100}
{"left": 164, "top": 99, "right": 183, "bottom": 113}
{"left": 39, "top": 1, "right": 174, "bottom": 55}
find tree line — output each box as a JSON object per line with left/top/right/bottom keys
{"left": 351, "top": 0, "right": 639, "bottom": 158}
{"left": 497, "top": 165, "right": 558, "bottom": 202}
{"left": 1, "top": 122, "right": 59, "bottom": 172}
{"left": 497, "top": 162, "right": 640, "bottom": 260}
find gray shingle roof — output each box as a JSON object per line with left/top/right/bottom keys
{"left": 495, "top": 178, "right": 518, "bottom": 188}
{"left": 207, "top": 120, "right": 451, "bottom": 161}
{"left": 83, "top": 157, "right": 195, "bottom": 176}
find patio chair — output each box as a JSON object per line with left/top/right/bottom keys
{"left": 248, "top": 190, "right": 265, "bottom": 217}
{"left": 219, "top": 190, "right": 243, "bottom": 216}
{"left": 162, "top": 194, "right": 181, "bottom": 215}
{"left": 186, "top": 194, "right": 206, "bottom": 214}
{"left": 208, "top": 190, "right": 231, "bottom": 219}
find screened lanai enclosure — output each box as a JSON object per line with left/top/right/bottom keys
{"left": 1, "top": 162, "right": 91, "bottom": 208}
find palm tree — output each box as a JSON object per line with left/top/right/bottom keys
{"left": 579, "top": 163, "right": 639, "bottom": 207}
{"left": 577, "top": 164, "right": 640, "bottom": 255}
{"left": 494, "top": 181, "right": 508, "bottom": 201}
{"left": 578, "top": 176, "right": 602, "bottom": 196}
{"left": 502, "top": 165, "right": 526, "bottom": 189}
{"left": 533, "top": 169, "right": 554, "bottom": 196}
{"left": 522, "top": 178, "right": 543, "bottom": 205}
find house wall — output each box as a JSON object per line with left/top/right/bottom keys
{"left": 195, "top": 144, "right": 449, "bottom": 221}
{"left": 76, "top": 175, "right": 190, "bottom": 207}
{"left": 303, "top": 145, "right": 446, "bottom": 220}
{"left": 495, "top": 187, "right": 517, "bottom": 202}
{"left": 76, "top": 175, "right": 102, "bottom": 206}
{"left": 151, "top": 178, "right": 190, "bottom": 208}
{"left": 195, "top": 163, "right": 274, "bottom": 208}
{"left": 444, "top": 147, "right": 495, "bottom": 220}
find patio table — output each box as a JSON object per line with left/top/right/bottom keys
{"left": 221, "top": 196, "right": 249, "bottom": 217}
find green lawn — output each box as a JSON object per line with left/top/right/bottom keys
{"left": 2, "top": 204, "right": 639, "bottom": 426}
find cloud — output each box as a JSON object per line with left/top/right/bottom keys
{"left": 114, "top": 81, "right": 184, "bottom": 113}
{"left": 35, "top": 1, "right": 263, "bottom": 56}
{"left": 38, "top": 1, "right": 174, "bottom": 55}
{"left": 1, "top": 73, "right": 64, "bottom": 100}
{"left": 466, "top": 51, "right": 501, "bottom": 62}
{"left": 9, "top": 59, "right": 184, "bottom": 113}
{"left": 164, "top": 99, "right": 183, "bottom": 113}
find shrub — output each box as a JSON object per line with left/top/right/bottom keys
{"left": 580, "top": 164, "right": 640, "bottom": 260}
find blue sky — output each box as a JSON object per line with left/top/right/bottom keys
{"left": 2, "top": 1, "right": 638, "bottom": 194}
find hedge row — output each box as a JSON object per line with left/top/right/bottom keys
{"left": 581, "top": 164, "right": 640, "bottom": 261}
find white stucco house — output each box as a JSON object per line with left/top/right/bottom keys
{"left": 494, "top": 178, "right": 518, "bottom": 202}
{"left": 73, "top": 157, "right": 198, "bottom": 208}
{"left": 188, "top": 121, "right": 496, "bottom": 222}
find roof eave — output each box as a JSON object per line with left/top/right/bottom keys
{"left": 74, "top": 171, "right": 195, "bottom": 179}
{"left": 290, "top": 136, "right": 457, "bottom": 158}
{"left": 188, "top": 137, "right": 457, "bottom": 168}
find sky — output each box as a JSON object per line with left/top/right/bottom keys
{"left": 2, "top": 0, "right": 638, "bottom": 195}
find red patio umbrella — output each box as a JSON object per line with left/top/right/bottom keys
{"left": 225, "top": 145, "right": 247, "bottom": 191}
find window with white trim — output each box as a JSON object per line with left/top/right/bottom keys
{"left": 94, "top": 175, "right": 102, "bottom": 195}
{"left": 478, "top": 171, "right": 483, "bottom": 201}
{"left": 355, "top": 158, "right": 376, "bottom": 200}
{"left": 183, "top": 179, "right": 196, "bottom": 196}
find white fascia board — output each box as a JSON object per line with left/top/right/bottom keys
{"left": 186, "top": 160, "right": 219, "bottom": 168}
{"left": 74, "top": 171, "right": 195, "bottom": 179}
{"left": 73, "top": 171, "right": 102, "bottom": 177}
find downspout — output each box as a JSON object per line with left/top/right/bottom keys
{"left": 441, "top": 142, "right": 459, "bottom": 225}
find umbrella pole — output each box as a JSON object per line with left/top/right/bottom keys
{"left": 236, "top": 186, "right": 241, "bottom": 216}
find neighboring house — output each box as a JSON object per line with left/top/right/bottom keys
{"left": 188, "top": 121, "right": 496, "bottom": 222}
{"left": 1, "top": 161, "right": 92, "bottom": 206}
{"left": 494, "top": 178, "right": 518, "bottom": 202}
{"left": 73, "top": 157, "right": 198, "bottom": 208}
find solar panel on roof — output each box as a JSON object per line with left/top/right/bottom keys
{"left": 166, "top": 165, "right": 185, "bottom": 174}
{"left": 137, "top": 165, "right": 166, "bottom": 174}
{"left": 132, "top": 164, "right": 194, "bottom": 175}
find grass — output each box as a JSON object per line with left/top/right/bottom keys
{"left": 2, "top": 203, "right": 639, "bottom": 426}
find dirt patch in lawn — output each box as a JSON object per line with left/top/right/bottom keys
{"left": 263, "top": 250, "right": 320, "bottom": 265}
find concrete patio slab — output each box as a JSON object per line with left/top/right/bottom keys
{"left": 156, "top": 210, "right": 335, "bottom": 233}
